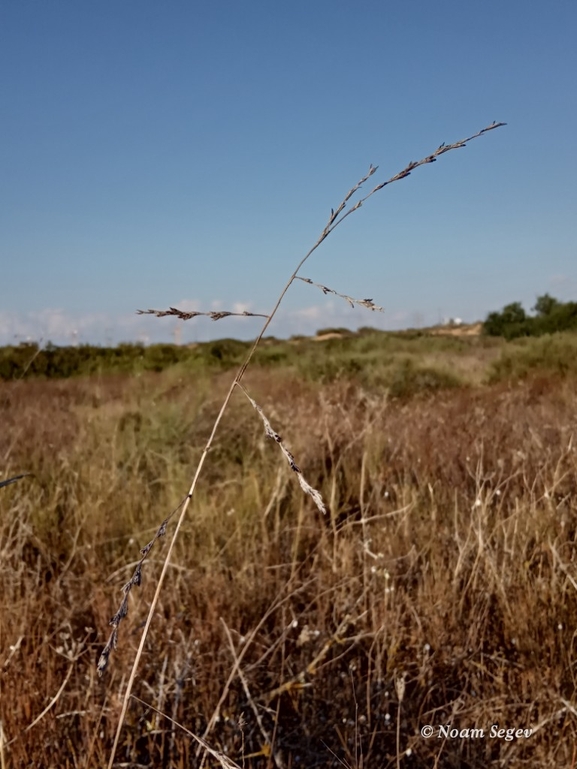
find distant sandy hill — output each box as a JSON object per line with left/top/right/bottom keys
{"left": 188, "top": 323, "right": 484, "bottom": 349}
{"left": 310, "top": 323, "right": 483, "bottom": 341}
{"left": 312, "top": 332, "right": 347, "bottom": 341}
{"left": 428, "top": 322, "right": 483, "bottom": 337}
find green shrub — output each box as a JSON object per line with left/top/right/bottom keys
{"left": 387, "top": 358, "right": 462, "bottom": 398}
{"left": 207, "top": 338, "right": 250, "bottom": 363}
{"left": 487, "top": 333, "right": 577, "bottom": 382}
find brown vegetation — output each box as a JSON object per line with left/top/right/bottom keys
{"left": 1, "top": 365, "right": 576, "bottom": 767}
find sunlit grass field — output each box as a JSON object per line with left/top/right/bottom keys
{"left": 1, "top": 331, "right": 577, "bottom": 767}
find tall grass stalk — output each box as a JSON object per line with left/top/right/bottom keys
{"left": 104, "top": 121, "right": 506, "bottom": 766}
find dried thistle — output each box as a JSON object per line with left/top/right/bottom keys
{"left": 296, "top": 276, "right": 384, "bottom": 312}
{"left": 136, "top": 307, "right": 269, "bottom": 321}
{"left": 236, "top": 382, "right": 327, "bottom": 515}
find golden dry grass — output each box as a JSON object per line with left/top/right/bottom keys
{"left": 1, "top": 364, "right": 576, "bottom": 768}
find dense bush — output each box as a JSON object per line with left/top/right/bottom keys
{"left": 0, "top": 342, "right": 185, "bottom": 379}
{"left": 387, "top": 357, "right": 462, "bottom": 398}
{"left": 484, "top": 294, "right": 577, "bottom": 339}
{"left": 487, "top": 332, "right": 577, "bottom": 382}
{"left": 2, "top": 319, "right": 576, "bottom": 388}
{"left": 206, "top": 337, "right": 250, "bottom": 363}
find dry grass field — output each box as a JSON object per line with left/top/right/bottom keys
{"left": 4, "top": 121, "right": 576, "bottom": 768}
{"left": 1, "top": 347, "right": 577, "bottom": 768}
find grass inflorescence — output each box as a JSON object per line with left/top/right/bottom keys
{"left": 102, "top": 125, "right": 509, "bottom": 767}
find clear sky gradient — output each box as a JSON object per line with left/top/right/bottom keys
{"left": 1, "top": 1, "right": 576, "bottom": 345}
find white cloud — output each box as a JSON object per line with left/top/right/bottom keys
{"left": 548, "top": 274, "right": 576, "bottom": 290}
{"left": 292, "top": 304, "right": 326, "bottom": 321}
{"left": 0, "top": 308, "right": 165, "bottom": 346}
{"left": 173, "top": 298, "right": 203, "bottom": 312}
{"left": 232, "top": 301, "right": 253, "bottom": 313}
{"left": 0, "top": 308, "right": 109, "bottom": 345}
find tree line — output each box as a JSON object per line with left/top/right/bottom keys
{"left": 483, "top": 294, "right": 577, "bottom": 339}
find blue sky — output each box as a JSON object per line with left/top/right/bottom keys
{"left": 1, "top": 0, "right": 576, "bottom": 345}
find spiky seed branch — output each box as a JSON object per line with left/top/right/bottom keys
{"left": 296, "top": 276, "right": 384, "bottom": 312}
{"left": 236, "top": 382, "right": 327, "bottom": 515}
{"left": 323, "top": 122, "right": 506, "bottom": 237}
{"left": 97, "top": 500, "right": 186, "bottom": 675}
{"left": 136, "top": 308, "right": 269, "bottom": 321}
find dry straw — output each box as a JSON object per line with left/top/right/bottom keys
{"left": 102, "top": 121, "right": 506, "bottom": 767}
